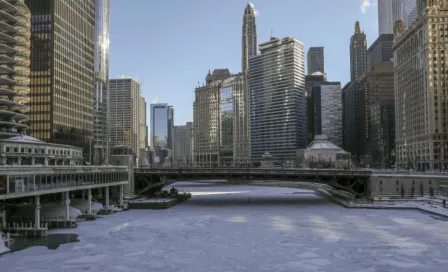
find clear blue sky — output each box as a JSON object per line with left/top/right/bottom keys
{"left": 109, "top": 0, "right": 379, "bottom": 126}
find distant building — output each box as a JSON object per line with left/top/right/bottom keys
{"left": 242, "top": 2, "right": 257, "bottom": 74}
{"left": 173, "top": 122, "right": 193, "bottom": 166}
{"left": 139, "top": 96, "right": 147, "bottom": 151}
{"left": 150, "top": 103, "right": 174, "bottom": 166}
{"left": 305, "top": 73, "right": 327, "bottom": 143}
{"left": 350, "top": 22, "right": 368, "bottom": 82}
{"left": 378, "top": 0, "right": 401, "bottom": 35}
{"left": 109, "top": 78, "right": 142, "bottom": 160}
{"left": 250, "top": 37, "right": 306, "bottom": 163}
{"left": 367, "top": 34, "right": 393, "bottom": 72}
{"left": 320, "top": 82, "right": 343, "bottom": 148}
{"left": 307, "top": 47, "right": 325, "bottom": 75}
{"left": 401, "top": 0, "right": 417, "bottom": 28}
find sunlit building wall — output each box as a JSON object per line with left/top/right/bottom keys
{"left": 393, "top": 2, "right": 448, "bottom": 170}
{"left": 109, "top": 78, "right": 141, "bottom": 160}
{"left": 26, "top": 0, "right": 95, "bottom": 161}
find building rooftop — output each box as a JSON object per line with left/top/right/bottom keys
{"left": 307, "top": 134, "right": 346, "bottom": 151}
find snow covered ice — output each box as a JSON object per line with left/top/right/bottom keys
{"left": 2, "top": 181, "right": 448, "bottom": 271}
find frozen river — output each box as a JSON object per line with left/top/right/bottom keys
{"left": 2, "top": 181, "right": 448, "bottom": 271}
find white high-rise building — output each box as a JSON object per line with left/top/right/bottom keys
{"left": 378, "top": 0, "right": 402, "bottom": 35}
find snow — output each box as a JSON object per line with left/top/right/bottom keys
{"left": 1, "top": 181, "right": 448, "bottom": 271}
{"left": 0, "top": 238, "right": 9, "bottom": 255}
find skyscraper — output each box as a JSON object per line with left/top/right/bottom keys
{"left": 307, "top": 47, "right": 325, "bottom": 75}
{"left": 150, "top": 103, "right": 173, "bottom": 166}
{"left": 93, "top": 0, "right": 110, "bottom": 165}
{"left": 173, "top": 122, "right": 193, "bottom": 166}
{"left": 139, "top": 96, "right": 147, "bottom": 151}
{"left": 250, "top": 37, "right": 306, "bottom": 162}
{"left": 320, "top": 82, "right": 343, "bottom": 148}
{"left": 242, "top": 2, "right": 257, "bottom": 73}
{"left": 394, "top": 1, "right": 448, "bottom": 171}
{"left": 350, "top": 22, "right": 368, "bottom": 82}
{"left": 26, "top": 0, "right": 95, "bottom": 160}
{"left": 367, "top": 34, "right": 394, "bottom": 71}
{"left": 378, "top": 0, "right": 402, "bottom": 35}
{"left": 305, "top": 73, "right": 327, "bottom": 143}
{"left": 401, "top": 0, "right": 417, "bottom": 27}
{"left": 0, "top": 0, "right": 31, "bottom": 138}
{"left": 109, "top": 78, "right": 141, "bottom": 159}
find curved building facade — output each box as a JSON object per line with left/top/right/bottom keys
{"left": 93, "top": 0, "right": 110, "bottom": 165}
{"left": 0, "top": 0, "right": 31, "bottom": 139}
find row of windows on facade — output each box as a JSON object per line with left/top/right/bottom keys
{"left": 3, "top": 146, "right": 81, "bottom": 157}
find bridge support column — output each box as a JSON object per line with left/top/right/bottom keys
{"left": 65, "top": 191, "right": 70, "bottom": 221}
{"left": 34, "top": 195, "right": 40, "bottom": 229}
{"left": 105, "top": 187, "right": 110, "bottom": 210}
{"left": 88, "top": 188, "right": 92, "bottom": 214}
{"left": 82, "top": 190, "right": 86, "bottom": 200}
{"left": 119, "top": 185, "right": 124, "bottom": 207}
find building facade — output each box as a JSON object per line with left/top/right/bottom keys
{"left": 242, "top": 2, "right": 257, "bottom": 74}
{"left": 109, "top": 78, "right": 141, "bottom": 160}
{"left": 0, "top": 0, "right": 31, "bottom": 138}
{"left": 139, "top": 96, "right": 147, "bottom": 151}
{"left": 250, "top": 37, "right": 306, "bottom": 163}
{"left": 378, "top": 0, "right": 402, "bottom": 35}
{"left": 173, "top": 122, "right": 193, "bottom": 166}
{"left": 350, "top": 22, "right": 368, "bottom": 82}
{"left": 394, "top": 1, "right": 448, "bottom": 170}
{"left": 307, "top": 47, "right": 325, "bottom": 75}
{"left": 150, "top": 103, "right": 173, "bottom": 166}
{"left": 93, "top": 0, "right": 110, "bottom": 165}
{"left": 305, "top": 73, "right": 327, "bottom": 143}
{"left": 26, "top": 0, "right": 95, "bottom": 160}
{"left": 320, "top": 82, "right": 343, "bottom": 148}
{"left": 401, "top": 0, "right": 418, "bottom": 27}
{"left": 370, "top": 100, "right": 395, "bottom": 169}
{"left": 193, "top": 80, "right": 221, "bottom": 167}
{"left": 367, "top": 34, "right": 394, "bottom": 71}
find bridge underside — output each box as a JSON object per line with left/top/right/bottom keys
{"left": 134, "top": 172, "right": 369, "bottom": 198}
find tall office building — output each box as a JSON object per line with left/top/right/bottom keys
{"left": 0, "top": 0, "right": 31, "bottom": 138}
{"left": 109, "top": 78, "right": 141, "bottom": 159}
{"left": 401, "top": 0, "right": 417, "bottom": 27}
{"left": 173, "top": 122, "right": 193, "bottom": 166}
{"left": 367, "top": 34, "right": 394, "bottom": 71}
{"left": 26, "top": 0, "right": 95, "bottom": 160}
{"left": 320, "top": 82, "right": 343, "bottom": 148}
{"left": 378, "top": 0, "right": 402, "bottom": 35}
{"left": 150, "top": 103, "right": 173, "bottom": 166}
{"left": 305, "top": 73, "right": 327, "bottom": 143}
{"left": 394, "top": 1, "right": 448, "bottom": 170}
{"left": 231, "top": 75, "right": 250, "bottom": 164}
{"left": 139, "top": 96, "right": 147, "bottom": 150}
{"left": 242, "top": 2, "right": 257, "bottom": 73}
{"left": 250, "top": 37, "right": 306, "bottom": 162}
{"left": 93, "top": 0, "right": 110, "bottom": 165}
{"left": 350, "top": 22, "right": 368, "bottom": 82}
{"left": 343, "top": 22, "right": 368, "bottom": 162}
{"left": 307, "top": 47, "right": 325, "bottom": 75}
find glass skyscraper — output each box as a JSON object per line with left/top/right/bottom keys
{"left": 93, "top": 0, "right": 110, "bottom": 165}
{"left": 249, "top": 37, "right": 306, "bottom": 162}
{"left": 26, "top": 0, "right": 95, "bottom": 160}
{"left": 150, "top": 103, "right": 174, "bottom": 165}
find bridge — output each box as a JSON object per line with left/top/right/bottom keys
{"left": 134, "top": 167, "right": 372, "bottom": 197}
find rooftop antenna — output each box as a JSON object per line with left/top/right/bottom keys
{"left": 270, "top": 28, "right": 273, "bottom": 39}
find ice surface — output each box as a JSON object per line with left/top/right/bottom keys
{"left": 1, "top": 182, "right": 448, "bottom": 272}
